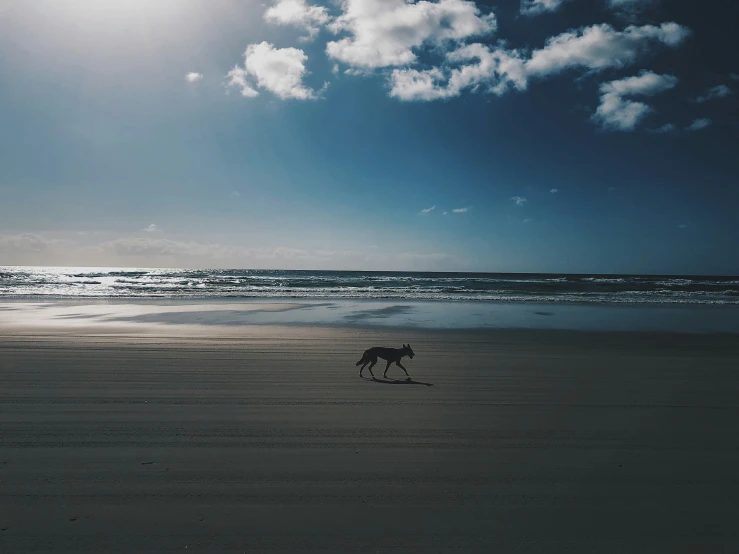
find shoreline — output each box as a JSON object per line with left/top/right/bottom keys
{"left": 2, "top": 296, "right": 738, "bottom": 334}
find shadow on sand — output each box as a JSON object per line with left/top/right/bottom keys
{"left": 361, "top": 377, "right": 434, "bottom": 387}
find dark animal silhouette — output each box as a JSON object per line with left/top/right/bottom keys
{"left": 356, "top": 344, "right": 414, "bottom": 379}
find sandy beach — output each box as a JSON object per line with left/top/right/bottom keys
{"left": 2, "top": 308, "right": 739, "bottom": 552}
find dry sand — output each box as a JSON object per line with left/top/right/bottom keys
{"left": 2, "top": 325, "right": 739, "bottom": 552}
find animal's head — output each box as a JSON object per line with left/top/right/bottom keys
{"left": 403, "top": 344, "right": 415, "bottom": 359}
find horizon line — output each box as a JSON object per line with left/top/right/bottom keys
{"left": 1, "top": 265, "right": 738, "bottom": 279}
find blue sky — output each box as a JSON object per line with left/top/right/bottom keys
{"left": 0, "top": 0, "right": 737, "bottom": 273}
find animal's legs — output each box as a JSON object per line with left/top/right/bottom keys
{"left": 367, "top": 358, "right": 377, "bottom": 379}
{"left": 396, "top": 361, "right": 410, "bottom": 377}
{"left": 383, "top": 359, "right": 393, "bottom": 378}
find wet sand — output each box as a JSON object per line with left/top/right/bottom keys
{"left": 2, "top": 326, "right": 739, "bottom": 552}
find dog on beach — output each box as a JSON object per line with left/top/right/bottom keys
{"left": 356, "top": 344, "right": 414, "bottom": 379}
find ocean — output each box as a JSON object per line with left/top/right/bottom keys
{"left": 1, "top": 266, "right": 738, "bottom": 304}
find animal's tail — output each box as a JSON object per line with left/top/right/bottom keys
{"left": 355, "top": 350, "right": 368, "bottom": 366}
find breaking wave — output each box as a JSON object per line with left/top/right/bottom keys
{"left": 1, "top": 267, "right": 738, "bottom": 304}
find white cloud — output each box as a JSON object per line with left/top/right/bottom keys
{"left": 592, "top": 71, "right": 678, "bottom": 131}
{"left": 550, "top": 188, "right": 558, "bottom": 193}
{"left": 390, "top": 43, "right": 526, "bottom": 101}
{"left": 599, "top": 71, "right": 677, "bottom": 97}
{"left": 649, "top": 123, "right": 677, "bottom": 134}
{"left": 104, "top": 237, "right": 207, "bottom": 257}
{"left": 420, "top": 205, "right": 436, "bottom": 214}
{"left": 389, "top": 21, "right": 689, "bottom": 102}
{"left": 221, "top": 1, "right": 693, "bottom": 132}
{"left": 226, "top": 42, "right": 316, "bottom": 100}
{"left": 143, "top": 224, "right": 162, "bottom": 233}
{"left": 452, "top": 207, "right": 468, "bottom": 213}
{"left": 686, "top": 118, "right": 711, "bottom": 131}
{"left": 0, "top": 233, "right": 458, "bottom": 270}
{"left": 231, "top": 191, "right": 241, "bottom": 197}
{"left": 511, "top": 196, "right": 527, "bottom": 207}
{"left": 730, "top": 73, "right": 739, "bottom": 82}
{"left": 593, "top": 95, "right": 651, "bottom": 131}
{"left": 390, "top": 67, "right": 447, "bottom": 101}
{"left": 326, "top": 0, "right": 497, "bottom": 70}
{"left": 520, "top": 0, "right": 569, "bottom": 16}
{"left": 526, "top": 23, "right": 690, "bottom": 77}
{"left": 0, "top": 233, "right": 77, "bottom": 265}
{"left": 678, "top": 223, "right": 688, "bottom": 229}
{"left": 442, "top": 211, "right": 448, "bottom": 215}
{"left": 264, "top": 0, "right": 331, "bottom": 40}
{"left": 225, "top": 66, "right": 259, "bottom": 97}
{"left": 235, "top": 2, "right": 690, "bottom": 109}
{"left": 100, "top": 239, "right": 458, "bottom": 271}
{"left": 523, "top": 218, "right": 532, "bottom": 223}
{"left": 695, "top": 84, "right": 732, "bottom": 103}
{"left": 185, "top": 72, "right": 203, "bottom": 83}
{"left": 0, "top": 233, "right": 57, "bottom": 253}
